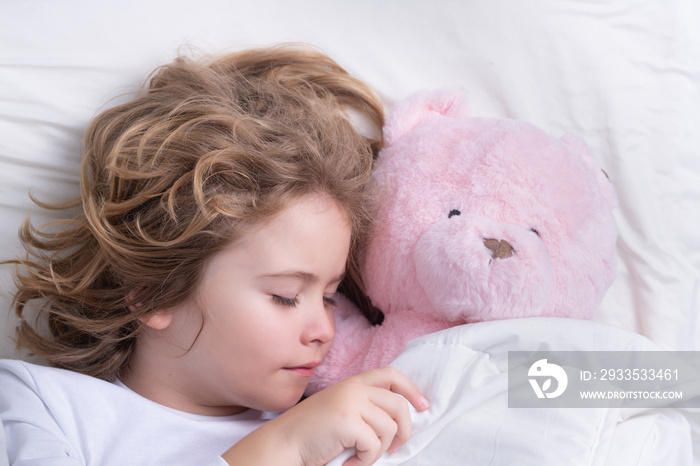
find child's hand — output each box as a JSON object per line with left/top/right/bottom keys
{"left": 285, "top": 367, "right": 430, "bottom": 465}
{"left": 222, "top": 367, "right": 429, "bottom": 466}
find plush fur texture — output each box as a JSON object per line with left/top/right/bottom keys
{"left": 306, "top": 90, "right": 618, "bottom": 394}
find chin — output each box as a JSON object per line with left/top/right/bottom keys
{"left": 263, "top": 399, "right": 302, "bottom": 413}
{"left": 258, "top": 389, "right": 306, "bottom": 413}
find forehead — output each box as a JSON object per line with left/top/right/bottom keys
{"left": 211, "top": 194, "right": 352, "bottom": 273}
{"left": 256, "top": 194, "right": 351, "bottom": 239}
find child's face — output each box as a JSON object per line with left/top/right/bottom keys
{"left": 149, "top": 194, "right": 350, "bottom": 415}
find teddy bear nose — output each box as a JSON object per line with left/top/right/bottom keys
{"left": 483, "top": 238, "right": 514, "bottom": 259}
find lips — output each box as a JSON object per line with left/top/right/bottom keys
{"left": 284, "top": 362, "right": 319, "bottom": 377}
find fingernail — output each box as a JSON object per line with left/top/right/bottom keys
{"left": 419, "top": 395, "right": 430, "bottom": 409}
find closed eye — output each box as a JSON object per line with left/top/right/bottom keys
{"left": 448, "top": 209, "right": 461, "bottom": 218}
{"left": 530, "top": 228, "right": 540, "bottom": 237}
{"left": 273, "top": 295, "right": 337, "bottom": 308}
{"left": 272, "top": 295, "right": 299, "bottom": 307}
{"left": 323, "top": 296, "right": 337, "bottom": 307}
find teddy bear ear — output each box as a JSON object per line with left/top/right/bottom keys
{"left": 384, "top": 90, "right": 471, "bottom": 146}
{"left": 561, "top": 133, "right": 618, "bottom": 209}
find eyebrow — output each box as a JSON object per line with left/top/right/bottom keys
{"left": 256, "top": 271, "right": 345, "bottom": 284}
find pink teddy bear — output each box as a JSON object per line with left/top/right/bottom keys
{"left": 307, "top": 90, "right": 618, "bottom": 394}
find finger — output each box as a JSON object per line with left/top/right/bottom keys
{"left": 343, "top": 421, "right": 382, "bottom": 466}
{"left": 357, "top": 367, "right": 430, "bottom": 412}
{"left": 359, "top": 403, "right": 399, "bottom": 460}
{"left": 366, "top": 387, "right": 412, "bottom": 452}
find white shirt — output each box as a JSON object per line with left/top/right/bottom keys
{"left": 0, "top": 359, "right": 274, "bottom": 465}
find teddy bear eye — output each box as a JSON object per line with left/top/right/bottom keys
{"left": 448, "top": 209, "right": 461, "bottom": 218}
{"left": 530, "top": 228, "right": 540, "bottom": 237}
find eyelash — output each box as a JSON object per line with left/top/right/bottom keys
{"left": 271, "top": 295, "right": 337, "bottom": 307}
{"left": 272, "top": 295, "right": 300, "bottom": 307}
{"left": 324, "top": 296, "right": 337, "bottom": 307}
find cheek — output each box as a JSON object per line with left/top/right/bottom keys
{"left": 198, "top": 293, "right": 270, "bottom": 347}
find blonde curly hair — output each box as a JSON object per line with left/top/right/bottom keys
{"left": 5, "top": 44, "right": 383, "bottom": 380}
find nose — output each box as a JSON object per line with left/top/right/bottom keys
{"left": 484, "top": 238, "right": 514, "bottom": 259}
{"left": 302, "top": 300, "right": 335, "bottom": 345}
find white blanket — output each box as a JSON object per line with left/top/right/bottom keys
{"left": 329, "top": 318, "right": 699, "bottom": 465}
